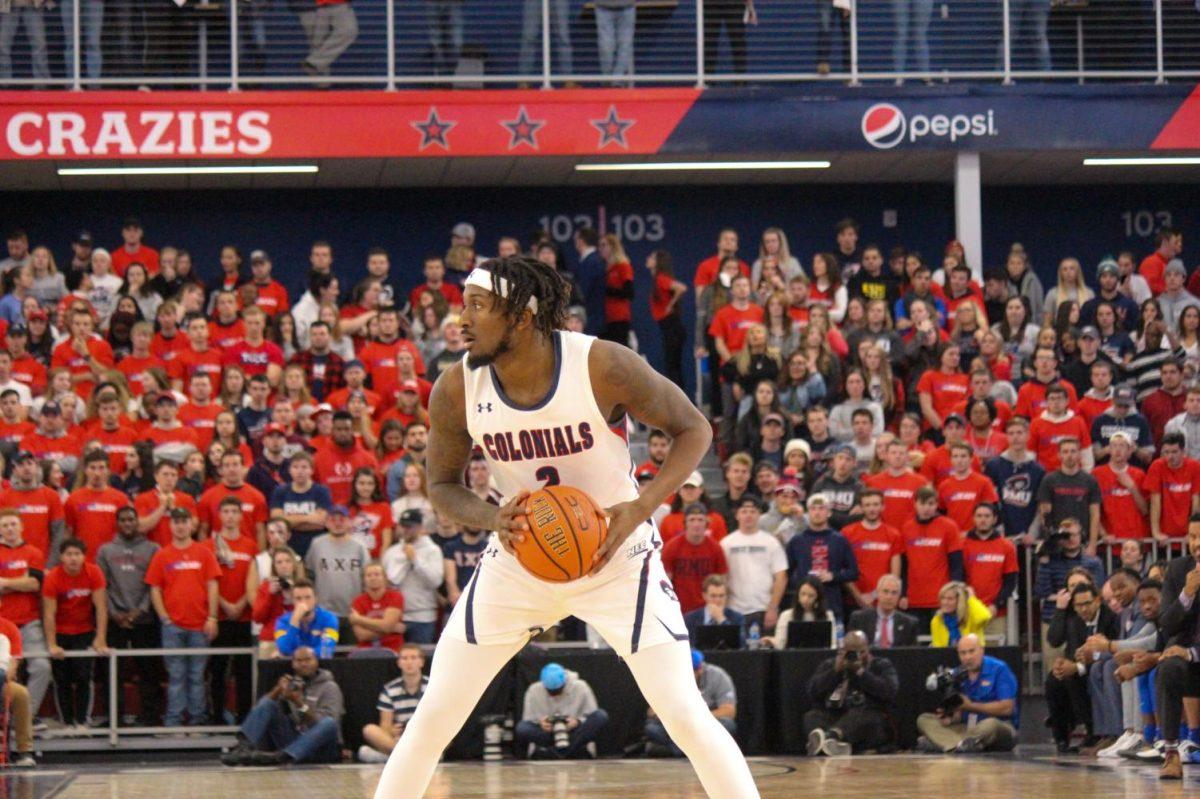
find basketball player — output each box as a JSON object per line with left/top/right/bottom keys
{"left": 374, "top": 257, "right": 759, "bottom": 798}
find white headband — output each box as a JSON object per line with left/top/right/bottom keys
{"left": 464, "top": 268, "right": 539, "bottom": 313}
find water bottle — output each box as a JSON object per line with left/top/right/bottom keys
{"left": 747, "top": 622, "right": 761, "bottom": 650}
{"left": 835, "top": 621, "right": 845, "bottom": 646}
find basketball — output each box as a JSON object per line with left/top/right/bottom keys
{"left": 512, "top": 485, "right": 609, "bottom": 582}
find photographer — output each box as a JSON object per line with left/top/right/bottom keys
{"left": 804, "top": 630, "right": 898, "bottom": 756}
{"left": 645, "top": 650, "right": 737, "bottom": 757}
{"left": 916, "top": 634, "right": 1018, "bottom": 753}
{"left": 1045, "top": 581, "right": 1120, "bottom": 754}
{"left": 220, "top": 645, "right": 344, "bottom": 766}
{"left": 515, "top": 663, "right": 609, "bottom": 759}
{"left": 1033, "top": 518, "right": 1106, "bottom": 676}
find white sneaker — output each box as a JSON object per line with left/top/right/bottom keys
{"left": 1098, "top": 730, "right": 1139, "bottom": 759}
{"left": 356, "top": 745, "right": 390, "bottom": 764}
{"left": 1177, "top": 739, "right": 1199, "bottom": 760}
{"left": 1136, "top": 740, "right": 1166, "bottom": 761}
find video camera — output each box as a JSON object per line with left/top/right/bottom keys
{"left": 924, "top": 665, "right": 967, "bottom": 713}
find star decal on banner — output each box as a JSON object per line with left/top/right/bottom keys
{"left": 411, "top": 107, "right": 456, "bottom": 151}
{"left": 590, "top": 105, "right": 636, "bottom": 149}
{"left": 501, "top": 106, "right": 546, "bottom": 150}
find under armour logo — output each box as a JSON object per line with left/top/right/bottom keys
{"left": 477, "top": 403, "right": 493, "bottom": 413}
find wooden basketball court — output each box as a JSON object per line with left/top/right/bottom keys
{"left": 9, "top": 752, "right": 1194, "bottom": 798}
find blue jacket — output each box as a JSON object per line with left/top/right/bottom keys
{"left": 576, "top": 249, "right": 606, "bottom": 337}
{"left": 683, "top": 606, "right": 746, "bottom": 647}
{"left": 984, "top": 454, "right": 1045, "bottom": 538}
{"left": 785, "top": 528, "right": 859, "bottom": 621}
{"left": 274, "top": 606, "right": 340, "bottom": 658}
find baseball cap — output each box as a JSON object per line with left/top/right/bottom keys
{"left": 313, "top": 403, "right": 334, "bottom": 417}
{"left": 681, "top": 471, "right": 704, "bottom": 488}
{"left": 154, "top": 392, "right": 178, "bottom": 406}
{"left": 735, "top": 495, "right": 764, "bottom": 512}
{"left": 1108, "top": 431, "right": 1133, "bottom": 446}
{"left": 452, "top": 222, "right": 476, "bottom": 240}
{"left": 806, "top": 494, "right": 830, "bottom": 511}
{"left": 762, "top": 412, "right": 785, "bottom": 426}
{"left": 1097, "top": 257, "right": 1120, "bottom": 277}
{"left": 250, "top": 249, "right": 269, "bottom": 263}
{"left": 344, "top": 359, "right": 365, "bottom": 371}
{"left": 775, "top": 479, "right": 803, "bottom": 496}
{"left": 328, "top": 504, "right": 349, "bottom": 517}
{"left": 540, "top": 663, "right": 566, "bottom": 691}
{"left": 943, "top": 413, "right": 966, "bottom": 427}
{"left": 11, "top": 451, "right": 34, "bottom": 464}
{"left": 683, "top": 503, "right": 708, "bottom": 517}
{"left": 75, "top": 230, "right": 93, "bottom": 246}
{"left": 1078, "top": 326, "right": 1100, "bottom": 341}
{"left": 691, "top": 650, "right": 705, "bottom": 670}
{"left": 784, "top": 439, "right": 811, "bottom": 460}
{"left": 399, "top": 379, "right": 420, "bottom": 394}
{"left": 636, "top": 468, "right": 656, "bottom": 482}
{"left": 7, "top": 324, "right": 26, "bottom": 337}
{"left": 829, "top": 443, "right": 856, "bottom": 458}
{"left": 1114, "top": 385, "right": 1137, "bottom": 406}
{"left": 398, "top": 508, "right": 424, "bottom": 526}
{"left": 40, "top": 400, "right": 61, "bottom": 416}
{"left": 263, "top": 423, "right": 287, "bottom": 437}
{"left": 1167, "top": 258, "right": 1188, "bottom": 277}
{"left": 169, "top": 507, "right": 193, "bottom": 521}
{"left": 122, "top": 216, "right": 142, "bottom": 229}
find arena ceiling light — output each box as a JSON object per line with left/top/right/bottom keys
{"left": 575, "top": 160, "right": 831, "bottom": 172}
{"left": 57, "top": 165, "right": 320, "bottom": 176}
{"left": 1083, "top": 157, "right": 1200, "bottom": 167}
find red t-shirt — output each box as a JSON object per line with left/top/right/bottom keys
{"left": 42, "top": 563, "right": 106, "bottom": 635}
{"left": 0, "top": 487, "right": 63, "bottom": 557}
{"left": 963, "top": 427, "right": 1009, "bottom": 462}
{"left": 901, "top": 515, "right": 963, "bottom": 609}
{"left": 0, "top": 419, "right": 33, "bottom": 448}
{"left": 10, "top": 354, "right": 47, "bottom": 395}
{"left": 1028, "top": 413, "right": 1092, "bottom": 471}
{"left": 135, "top": 490, "right": 199, "bottom": 549}
{"left": 408, "top": 282, "right": 463, "bottom": 310}
{"left": 962, "top": 534, "right": 1018, "bottom": 608}
{"left": 936, "top": 471, "right": 999, "bottom": 533}
{"left": 1077, "top": 394, "right": 1114, "bottom": 429}
{"left": 145, "top": 542, "right": 221, "bottom": 631}
{"left": 196, "top": 483, "right": 268, "bottom": 541}
{"left": 313, "top": 445, "right": 380, "bottom": 506}
{"left": 168, "top": 346, "right": 224, "bottom": 386}
{"left": 919, "top": 446, "right": 982, "bottom": 486}
{"left": 707, "top": 303, "right": 765, "bottom": 360}
{"left": 177, "top": 402, "right": 224, "bottom": 448}
{"left": 348, "top": 501, "right": 393, "bottom": 558}
{"left": 64, "top": 486, "right": 131, "bottom": 563}
{"left": 327, "top": 386, "right": 383, "bottom": 417}
{"left": 145, "top": 424, "right": 202, "bottom": 454}
{"left": 253, "top": 281, "right": 291, "bottom": 317}
{"left": 51, "top": 337, "right": 115, "bottom": 398}
{"left": 1139, "top": 251, "right": 1168, "bottom": 295}
{"left": 1144, "top": 457, "right": 1200, "bottom": 536}
{"left": 0, "top": 543, "right": 45, "bottom": 626}
{"left": 111, "top": 244, "right": 160, "bottom": 277}
{"left": 604, "top": 261, "right": 635, "bottom": 324}
{"left": 90, "top": 425, "right": 140, "bottom": 474}
{"left": 916, "top": 370, "right": 970, "bottom": 423}
{"left": 202, "top": 533, "right": 259, "bottom": 622}
{"left": 117, "top": 354, "right": 159, "bottom": 397}
{"left": 1093, "top": 464, "right": 1150, "bottom": 541}
{"left": 1014, "top": 379, "right": 1079, "bottom": 418}
{"left": 694, "top": 255, "right": 749, "bottom": 288}
{"left": 208, "top": 318, "right": 247, "bottom": 349}
{"left": 650, "top": 273, "right": 677, "bottom": 322}
{"left": 223, "top": 339, "right": 285, "bottom": 379}
{"left": 252, "top": 581, "right": 292, "bottom": 642}
{"left": 0, "top": 617, "right": 22, "bottom": 657}
{"left": 658, "top": 511, "right": 728, "bottom": 543}
{"left": 660, "top": 534, "right": 729, "bottom": 614}
{"left": 842, "top": 520, "right": 903, "bottom": 596}
{"left": 359, "top": 338, "right": 428, "bottom": 396}
{"left": 351, "top": 590, "right": 406, "bottom": 651}
{"left": 151, "top": 331, "right": 189, "bottom": 364}
{"left": 863, "top": 470, "right": 930, "bottom": 530}
{"left": 23, "top": 431, "right": 82, "bottom": 468}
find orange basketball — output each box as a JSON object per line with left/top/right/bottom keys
{"left": 512, "top": 485, "right": 609, "bottom": 583}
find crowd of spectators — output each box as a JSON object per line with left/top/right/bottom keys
{"left": 0, "top": 215, "right": 1197, "bottom": 774}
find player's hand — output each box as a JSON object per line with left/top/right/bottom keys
{"left": 494, "top": 490, "right": 531, "bottom": 556}
{"left": 590, "top": 499, "right": 647, "bottom": 575}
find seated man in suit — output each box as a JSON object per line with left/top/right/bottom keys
{"left": 847, "top": 574, "right": 919, "bottom": 648}
{"left": 1154, "top": 514, "right": 1200, "bottom": 779}
{"left": 804, "top": 630, "right": 899, "bottom": 756}
{"left": 683, "top": 574, "right": 745, "bottom": 648}
{"left": 1045, "top": 580, "right": 1120, "bottom": 754}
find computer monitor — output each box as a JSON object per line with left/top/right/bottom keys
{"left": 787, "top": 620, "right": 833, "bottom": 649}
{"left": 693, "top": 624, "right": 742, "bottom": 651}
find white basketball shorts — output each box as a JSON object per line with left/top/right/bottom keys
{"left": 441, "top": 524, "right": 689, "bottom": 658}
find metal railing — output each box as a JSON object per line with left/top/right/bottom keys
{"left": 1, "top": 0, "right": 1197, "bottom": 90}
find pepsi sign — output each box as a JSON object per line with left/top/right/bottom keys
{"left": 862, "top": 103, "right": 998, "bottom": 149}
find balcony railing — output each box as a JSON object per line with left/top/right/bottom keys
{"left": 1, "top": 0, "right": 1197, "bottom": 90}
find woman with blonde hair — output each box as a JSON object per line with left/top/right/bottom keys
{"left": 279, "top": 364, "right": 313, "bottom": 408}
{"left": 390, "top": 462, "right": 436, "bottom": 532}
{"left": 858, "top": 341, "right": 901, "bottom": 426}
{"left": 948, "top": 301, "right": 986, "bottom": 364}
{"left": 30, "top": 245, "right": 66, "bottom": 308}
{"left": 751, "top": 227, "right": 801, "bottom": 287}
{"left": 317, "top": 302, "right": 356, "bottom": 361}
{"left": 807, "top": 304, "right": 850, "bottom": 358}
{"left": 598, "top": 233, "right": 634, "bottom": 346}
{"left": 1042, "top": 257, "right": 1094, "bottom": 326}
{"left": 251, "top": 546, "right": 307, "bottom": 658}
{"left": 930, "top": 581, "right": 992, "bottom": 647}
{"left": 726, "top": 324, "right": 782, "bottom": 418}
{"left": 800, "top": 322, "right": 841, "bottom": 395}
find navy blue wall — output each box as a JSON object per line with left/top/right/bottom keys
{"left": 4, "top": 181, "right": 1197, "bottom": 396}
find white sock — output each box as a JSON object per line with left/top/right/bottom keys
{"left": 625, "top": 641, "right": 761, "bottom": 799}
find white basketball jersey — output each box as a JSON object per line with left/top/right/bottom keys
{"left": 463, "top": 330, "right": 639, "bottom": 510}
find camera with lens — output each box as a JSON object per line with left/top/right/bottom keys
{"left": 287, "top": 675, "right": 306, "bottom": 694}
{"left": 1043, "top": 525, "right": 1075, "bottom": 558}
{"left": 925, "top": 665, "right": 967, "bottom": 713}
{"left": 278, "top": 577, "right": 292, "bottom": 591}
{"left": 547, "top": 715, "right": 571, "bottom": 750}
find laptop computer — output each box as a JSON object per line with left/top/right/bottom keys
{"left": 693, "top": 624, "right": 742, "bottom": 651}
{"left": 787, "top": 620, "right": 833, "bottom": 649}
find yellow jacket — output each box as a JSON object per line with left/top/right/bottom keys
{"left": 930, "top": 596, "right": 992, "bottom": 647}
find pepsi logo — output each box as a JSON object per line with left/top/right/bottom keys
{"left": 862, "top": 103, "right": 906, "bottom": 149}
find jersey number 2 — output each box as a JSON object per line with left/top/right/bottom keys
{"left": 536, "top": 466, "right": 561, "bottom": 486}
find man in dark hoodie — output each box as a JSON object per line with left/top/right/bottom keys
{"left": 785, "top": 495, "right": 859, "bottom": 622}
{"left": 221, "top": 645, "right": 344, "bottom": 766}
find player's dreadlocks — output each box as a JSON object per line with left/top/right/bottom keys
{"left": 481, "top": 255, "right": 571, "bottom": 340}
